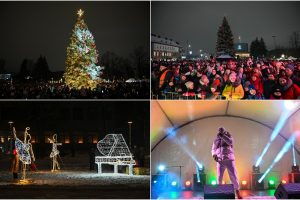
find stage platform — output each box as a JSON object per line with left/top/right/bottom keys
{"left": 152, "top": 189, "right": 276, "bottom": 199}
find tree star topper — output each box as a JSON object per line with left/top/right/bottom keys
{"left": 77, "top": 9, "right": 84, "bottom": 17}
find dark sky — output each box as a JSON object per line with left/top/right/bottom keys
{"left": 0, "top": 1, "right": 149, "bottom": 72}
{"left": 0, "top": 101, "right": 150, "bottom": 149}
{"left": 152, "top": 1, "right": 300, "bottom": 54}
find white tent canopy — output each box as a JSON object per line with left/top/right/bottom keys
{"left": 217, "top": 54, "right": 233, "bottom": 59}
{"left": 151, "top": 101, "right": 300, "bottom": 186}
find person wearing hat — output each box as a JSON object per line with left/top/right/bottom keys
{"left": 222, "top": 72, "right": 244, "bottom": 100}
{"left": 285, "top": 64, "right": 300, "bottom": 87}
{"left": 263, "top": 73, "right": 276, "bottom": 99}
{"left": 250, "top": 72, "right": 264, "bottom": 99}
{"left": 212, "top": 127, "right": 242, "bottom": 199}
{"left": 275, "top": 75, "right": 300, "bottom": 99}
{"left": 158, "top": 63, "right": 174, "bottom": 94}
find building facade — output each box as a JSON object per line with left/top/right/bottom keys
{"left": 151, "top": 34, "right": 182, "bottom": 60}
{"left": 234, "top": 43, "right": 250, "bottom": 58}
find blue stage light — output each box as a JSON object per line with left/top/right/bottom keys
{"left": 158, "top": 164, "right": 166, "bottom": 172}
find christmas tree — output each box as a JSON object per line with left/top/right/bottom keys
{"left": 216, "top": 17, "right": 235, "bottom": 56}
{"left": 64, "top": 9, "right": 101, "bottom": 89}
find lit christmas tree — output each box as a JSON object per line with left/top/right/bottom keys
{"left": 64, "top": 9, "right": 102, "bottom": 89}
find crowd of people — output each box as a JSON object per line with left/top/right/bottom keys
{"left": 0, "top": 81, "right": 149, "bottom": 99}
{"left": 151, "top": 57, "right": 300, "bottom": 99}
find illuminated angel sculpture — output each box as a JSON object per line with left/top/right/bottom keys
{"left": 14, "top": 127, "right": 35, "bottom": 182}
{"left": 48, "top": 134, "right": 62, "bottom": 172}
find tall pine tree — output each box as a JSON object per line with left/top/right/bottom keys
{"left": 250, "top": 37, "right": 267, "bottom": 58}
{"left": 64, "top": 9, "right": 101, "bottom": 89}
{"left": 216, "top": 17, "right": 235, "bottom": 56}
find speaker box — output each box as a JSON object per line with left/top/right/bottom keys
{"left": 193, "top": 173, "right": 206, "bottom": 191}
{"left": 252, "top": 173, "right": 264, "bottom": 190}
{"left": 275, "top": 183, "right": 300, "bottom": 199}
{"left": 204, "top": 184, "right": 235, "bottom": 199}
{"left": 289, "top": 173, "right": 300, "bottom": 183}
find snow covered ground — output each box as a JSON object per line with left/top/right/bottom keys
{"left": 0, "top": 170, "right": 149, "bottom": 187}
{"left": 0, "top": 170, "right": 150, "bottom": 198}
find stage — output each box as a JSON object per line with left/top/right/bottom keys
{"left": 152, "top": 189, "right": 276, "bottom": 199}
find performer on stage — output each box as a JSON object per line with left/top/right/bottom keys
{"left": 211, "top": 127, "right": 242, "bottom": 199}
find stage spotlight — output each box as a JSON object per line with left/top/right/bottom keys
{"left": 292, "top": 165, "right": 300, "bottom": 173}
{"left": 284, "top": 100, "right": 297, "bottom": 110}
{"left": 171, "top": 181, "right": 177, "bottom": 186}
{"left": 268, "top": 179, "right": 276, "bottom": 189}
{"left": 253, "top": 165, "right": 260, "bottom": 173}
{"left": 241, "top": 180, "right": 248, "bottom": 190}
{"left": 158, "top": 164, "right": 166, "bottom": 172}
{"left": 222, "top": 181, "right": 225, "bottom": 185}
{"left": 184, "top": 180, "right": 192, "bottom": 190}
{"left": 185, "top": 180, "right": 191, "bottom": 186}
{"left": 289, "top": 165, "right": 300, "bottom": 183}
{"left": 211, "top": 180, "right": 217, "bottom": 185}
{"left": 281, "top": 180, "right": 287, "bottom": 184}
{"left": 252, "top": 165, "right": 264, "bottom": 190}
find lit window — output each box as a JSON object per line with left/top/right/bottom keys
{"left": 64, "top": 136, "right": 70, "bottom": 144}
{"left": 0, "top": 136, "right": 4, "bottom": 143}
{"left": 78, "top": 136, "right": 83, "bottom": 144}
{"left": 92, "top": 136, "right": 99, "bottom": 144}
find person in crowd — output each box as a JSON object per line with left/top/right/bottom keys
{"left": 274, "top": 75, "right": 300, "bottom": 99}
{"left": 151, "top": 57, "right": 300, "bottom": 100}
{"left": 222, "top": 72, "right": 244, "bottom": 100}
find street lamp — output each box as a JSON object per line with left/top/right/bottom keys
{"left": 128, "top": 121, "right": 133, "bottom": 149}
{"left": 272, "top": 35, "right": 277, "bottom": 50}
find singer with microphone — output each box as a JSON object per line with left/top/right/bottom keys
{"left": 211, "top": 127, "right": 242, "bottom": 199}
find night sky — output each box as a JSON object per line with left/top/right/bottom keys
{"left": 152, "top": 1, "right": 300, "bottom": 54}
{"left": 0, "top": 1, "right": 149, "bottom": 72}
{"left": 0, "top": 101, "right": 150, "bottom": 150}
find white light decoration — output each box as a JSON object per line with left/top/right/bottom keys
{"left": 14, "top": 127, "right": 35, "bottom": 182}
{"left": 48, "top": 134, "right": 62, "bottom": 172}
{"left": 95, "top": 134, "right": 136, "bottom": 175}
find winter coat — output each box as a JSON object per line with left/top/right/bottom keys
{"left": 278, "top": 78, "right": 300, "bottom": 99}
{"left": 222, "top": 79, "right": 244, "bottom": 100}
{"left": 211, "top": 132, "right": 235, "bottom": 161}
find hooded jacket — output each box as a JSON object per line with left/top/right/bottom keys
{"left": 222, "top": 78, "right": 244, "bottom": 100}
{"left": 211, "top": 132, "right": 235, "bottom": 161}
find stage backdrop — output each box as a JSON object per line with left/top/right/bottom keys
{"left": 151, "top": 100, "right": 300, "bottom": 187}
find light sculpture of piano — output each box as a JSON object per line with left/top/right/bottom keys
{"left": 95, "top": 134, "right": 136, "bottom": 175}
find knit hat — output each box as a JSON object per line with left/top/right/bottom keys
{"left": 285, "top": 64, "right": 294, "bottom": 72}
{"left": 185, "top": 81, "right": 194, "bottom": 89}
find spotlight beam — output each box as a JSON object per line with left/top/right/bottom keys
{"left": 255, "top": 105, "right": 296, "bottom": 167}
{"left": 293, "top": 141, "right": 297, "bottom": 166}
{"left": 258, "top": 132, "right": 299, "bottom": 183}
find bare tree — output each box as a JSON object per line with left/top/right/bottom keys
{"left": 289, "top": 31, "right": 300, "bottom": 49}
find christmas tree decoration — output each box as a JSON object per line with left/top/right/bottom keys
{"left": 95, "top": 134, "right": 136, "bottom": 175}
{"left": 216, "top": 16, "right": 235, "bottom": 56}
{"left": 64, "top": 9, "right": 103, "bottom": 89}
{"left": 14, "top": 127, "right": 35, "bottom": 183}
{"left": 48, "top": 134, "right": 62, "bottom": 172}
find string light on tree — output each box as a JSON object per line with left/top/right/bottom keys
{"left": 64, "top": 9, "right": 103, "bottom": 89}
